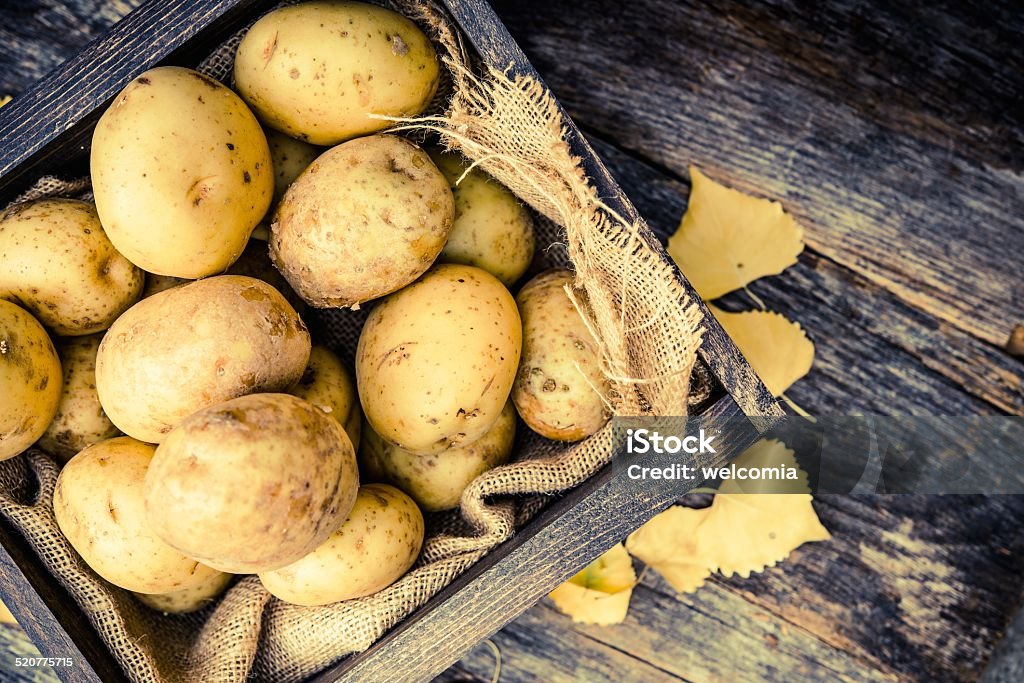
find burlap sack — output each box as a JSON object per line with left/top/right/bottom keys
{"left": 0, "top": 1, "right": 704, "bottom": 681}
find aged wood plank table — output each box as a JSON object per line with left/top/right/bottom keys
{"left": 2, "top": 1, "right": 1023, "bottom": 682}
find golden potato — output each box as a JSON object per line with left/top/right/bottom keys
{"left": 289, "top": 346, "right": 361, "bottom": 450}
{"left": 259, "top": 484, "right": 423, "bottom": 606}
{"left": 91, "top": 66, "right": 273, "bottom": 278}
{"left": 38, "top": 334, "right": 120, "bottom": 463}
{"left": 0, "top": 199, "right": 143, "bottom": 335}
{"left": 430, "top": 151, "right": 535, "bottom": 286}
{"left": 361, "top": 401, "right": 515, "bottom": 512}
{"left": 96, "top": 275, "right": 310, "bottom": 443}
{"left": 512, "top": 269, "right": 610, "bottom": 441}
{"left": 266, "top": 129, "right": 320, "bottom": 205}
{"left": 234, "top": 1, "right": 439, "bottom": 145}
{"left": 356, "top": 264, "right": 521, "bottom": 455}
{"left": 0, "top": 300, "right": 61, "bottom": 461}
{"left": 53, "top": 437, "right": 222, "bottom": 594}
{"left": 271, "top": 135, "right": 454, "bottom": 308}
{"left": 145, "top": 393, "right": 358, "bottom": 574}
{"left": 134, "top": 571, "right": 233, "bottom": 614}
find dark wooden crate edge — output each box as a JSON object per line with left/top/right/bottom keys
{"left": 0, "top": 0, "right": 782, "bottom": 681}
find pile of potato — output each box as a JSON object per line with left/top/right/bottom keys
{"left": 0, "top": 1, "right": 610, "bottom": 613}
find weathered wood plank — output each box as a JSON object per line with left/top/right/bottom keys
{"left": 437, "top": 606, "right": 688, "bottom": 683}
{"left": 441, "top": 493, "right": 1024, "bottom": 683}
{"left": 720, "top": 494, "right": 1024, "bottom": 681}
{"left": 586, "top": 135, "right": 1023, "bottom": 415}
{"left": 490, "top": 0, "right": 1024, "bottom": 350}
{"left": 0, "top": 624, "right": 60, "bottom": 683}
{"left": 0, "top": 1, "right": 142, "bottom": 96}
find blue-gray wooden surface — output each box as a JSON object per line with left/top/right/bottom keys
{"left": 1, "top": 1, "right": 1022, "bottom": 681}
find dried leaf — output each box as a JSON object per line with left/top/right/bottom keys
{"left": 699, "top": 493, "right": 831, "bottom": 578}
{"left": 0, "top": 598, "right": 16, "bottom": 625}
{"left": 626, "top": 506, "right": 713, "bottom": 593}
{"left": 668, "top": 166, "right": 804, "bottom": 299}
{"left": 549, "top": 543, "right": 635, "bottom": 624}
{"left": 626, "top": 440, "right": 829, "bottom": 590}
{"left": 709, "top": 305, "right": 815, "bottom": 397}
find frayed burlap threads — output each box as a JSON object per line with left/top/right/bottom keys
{"left": 0, "top": 1, "right": 703, "bottom": 680}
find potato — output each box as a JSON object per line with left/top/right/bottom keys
{"left": 53, "top": 437, "right": 222, "bottom": 594}
{"left": 361, "top": 400, "right": 515, "bottom": 511}
{"left": 134, "top": 571, "right": 233, "bottom": 614}
{"left": 266, "top": 129, "right": 320, "bottom": 205}
{"left": 145, "top": 393, "right": 358, "bottom": 573}
{"left": 289, "top": 346, "right": 361, "bottom": 451}
{"left": 96, "top": 275, "right": 310, "bottom": 443}
{"left": 91, "top": 66, "right": 273, "bottom": 278}
{"left": 512, "top": 269, "right": 610, "bottom": 441}
{"left": 234, "top": 1, "right": 440, "bottom": 145}
{"left": 38, "top": 334, "right": 120, "bottom": 463}
{"left": 0, "top": 301, "right": 62, "bottom": 461}
{"left": 271, "top": 135, "right": 454, "bottom": 308}
{"left": 430, "top": 151, "right": 535, "bottom": 286}
{"left": 356, "top": 264, "right": 521, "bottom": 455}
{"left": 259, "top": 484, "right": 422, "bottom": 606}
{"left": 0, "top": 199, "right": 143, "bottom": 335}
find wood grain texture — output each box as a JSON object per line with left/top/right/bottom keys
{"left": 440, "top": 494, "right": 1024, "bottom": 683}
{"left": 0, "top": 0, "right": 1022, "bottom": 681}
{"left": 586, "top": 136, "right": 1024, "bottom": 415}
{"left": 0, "top": 625, "right": 59, "bottom": 683}
{"left": 489, "top": 0, "right": 1024, "bottom": 350}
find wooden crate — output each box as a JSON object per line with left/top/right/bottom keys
{"left": 0, "top": 0, "right": 782, "bottom": 681}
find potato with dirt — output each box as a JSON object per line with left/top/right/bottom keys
{"left": 54, "top": 436, "right": 223, "bottom": 594}
{"left": 38, "top": 333, "right": 120, "bottom": 463}
{"left": 0, "top": 300, "right": 62, "bottom": 460}
{"left": 356, "top": 264, "right": 521, "bottom": 455}
{"left": 234, "top": 1, "right": 440, "bottom": 145}
{"left": 430, "top": 151, "right": 536, "bottom": 286}
{"left": 271, "top": 134, "right": 454, "bottom": 308}
{"left": 91, "top": 66, "right": 273, "bottom": 278}
{"left": 360, "top": 400, "right": 516, "bottom": 511}
{"left": 289, "top": 346, "right": 362, "bottom": 451}
{"left": 259, "top": 483, "right": 423, "bottom": 605}
{"left": 145, "top": 393, "right": 359, "bottom": 574}
{"left": 512, "top": 269, "right": 611, "bottom": 441}
{"left": 0, "top": 199, "right": 143, "bottom": 335}
{"left": 96, "top": 275, "right": 310, "bottom": 443}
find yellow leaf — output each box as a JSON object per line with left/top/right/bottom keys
{"left": 0, "top": 95, "right": 10, "bottom": 108}
{"left": 699, "top": 493, "right": 831, "bottom": 578}
{"left": 718, "top": 438, "right": 810, "bottom": 494}
{"left": 667, "top": 166, "right": 804, "bottom": 299}
{"left": 708, "top": 305, "right": 814, "bottom": 397}
{"left": 549, "top": 543, "right": 635, "bottom": 625}
{"left": 625, "top": 440, "right": 830, "bottom": 590}
{"left": 0, "top": 598, "right": 17, "bottom": 625}
{"left": 626, "top": 506, "right": 713, "bottom": 593}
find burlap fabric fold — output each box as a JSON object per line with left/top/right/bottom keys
{"left": 0, "top": 2, "right": 703, "bottom": 680}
